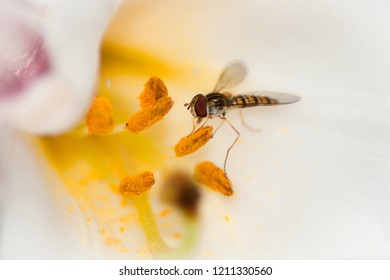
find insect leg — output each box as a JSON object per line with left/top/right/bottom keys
{"left": 189, "top": 117, "right": 209, "bottom": 136}
{"left": 239, "top": 110, "right": 261, "bottom": 133}
{"left": 219, "top": 117, "right": 240, "bottom": 174}
{"left": 189, "top": 117, "right": 197, "bottom": 135}
{"left": 212, "top": 118, "right": 226, "bottom": 138}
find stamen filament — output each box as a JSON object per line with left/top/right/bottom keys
{"left": 119, "top": 170, "right": 200, "bottom": 259}
{"left": 130, "top": 194, "right": 170, "bottom": 255}
{"left": 132, "top": 194, "right": 200, "bottom": 259}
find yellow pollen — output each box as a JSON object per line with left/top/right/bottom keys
{"left": 193, "top": 161, "right": 233, "bottom": 196}
{"left": 119, "top": 171, "right": 155, "bottom": 196}
{"left": 174, "top": 126, "right": 213, "bottom": 157}
{"left": 139, "top": 76, "right": 168, "bottom": 109}
{"left": 159, "top": 209, "right": 172, "bottom": 218}
{"left": 86, "top": 96, "right": 115, "bottom": 134}
{"left": 126, "top": 96, "right": 173, "bottom": 133}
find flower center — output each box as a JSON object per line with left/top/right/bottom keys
{"left": 37, "top": 45, "right": 234, "bottom": 258}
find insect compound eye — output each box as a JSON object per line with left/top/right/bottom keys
{"left": 193, "top": 94, "right": 208, "bottom": 118}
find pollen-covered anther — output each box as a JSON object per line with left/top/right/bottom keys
{"left": 86, "top": 96, "right": 115, "bottom": 134}
{"left": 193, "top": 161, "right": 233, "bottom": 196}
{"left": 139, "top": 76, "right": 168, "bottom": 109}
{"left": 119, "top": 171, "right": 155, "bottom": 196}
{"left": 174, "top": 126, "right": 213, "bottom": 157}
{"left": 126, "top": 96, "right": 173, "bottom": 133}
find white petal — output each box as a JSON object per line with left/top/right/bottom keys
{"left": 3, "top": 0, "right": 122, "bottom": 135}
{"left": 0, "top": 125, "right": 91, "bottom": 258}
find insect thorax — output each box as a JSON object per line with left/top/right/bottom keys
{"left": 206, "top": 92, "right": 230, "bottom": 117}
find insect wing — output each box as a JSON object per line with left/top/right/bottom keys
{"left": 230, "top": 91, "right": 301, "bottom": 108}
{"left": 257, "top": 91, "right": 301, "bottom": 104}
{"left": 213, "top": 61, "right": 248, "bottom": 92}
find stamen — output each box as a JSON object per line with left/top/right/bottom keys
{"left": 119, "top": 170, "right": 201, "bottom": 259}
{"left": 139, "top": 76, "right": 168, "bottom": 109}
{"left": 130, "top": 193, "right": 170, "bottom": 255}
{"left": 118, "top": 171, "right": 169, "bottom": 255}
{"left": 126, "top": 96, "right": 173, "bottom": 133}
{"left": 193, "top": 161, "right": 233, "bottom": 196}
{"left": 119, "top": 171, "right": 155, "bottom": 196}
{"left": 174, "top": 126, "right": 213, "bottom": 157}
{"left": 86, "top": 96, "right": 115, "bottom": 134}
{"left": 81, "top": 77, "right": 173, "bottom": 136}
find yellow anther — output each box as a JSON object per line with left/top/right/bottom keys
{"left": 193, "top": 161, "right": 233, "bottom": 196}
{"left": 126, "top": 96, "right": 173, "bottom": 133}
{"left": 119, "top": 171, "right": 155, "bottom": 196}
{"left": 86, "top": 96, "right": 114, "bottom": 134}
{"left": 174, "top": 126, "right": 213, "bottom": 157}
{"left": 139, "top": 76, "right": 168, "bottom": 109}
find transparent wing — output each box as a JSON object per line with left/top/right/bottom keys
{"left": 230, "top": 91, "right": 301, "bottom": 108}
{"left": 213, "top": 61, "right": 248, "bottom": 92}
{"left": 256, "top": 91, "right": 301, "bottom": 104}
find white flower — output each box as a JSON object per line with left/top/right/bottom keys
{"left": 1, "top": 0, "right": 390, "bottom": 259}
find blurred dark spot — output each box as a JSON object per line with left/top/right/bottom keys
{"left": 160, "top": 170, "right": 201, "bottom": 218}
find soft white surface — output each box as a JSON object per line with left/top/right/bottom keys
{"left": 0, "top": 127, "right": 89, "bottom": 258}
{"left": 0, "top": 0, "right": 122, "bottom": 134}
{"left": 1, "top": 0, "right": 390, "bottom": 259}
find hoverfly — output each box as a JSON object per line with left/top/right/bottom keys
{"left": 185, "top": 61, "right": 301, "bottom": 174}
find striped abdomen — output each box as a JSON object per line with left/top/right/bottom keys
{"left": 229, "top": 95, "right": 279, "bottom": 108}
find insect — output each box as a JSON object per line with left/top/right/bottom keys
{"left": 185, "top": 61, "right": 301, "bottom": 174}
